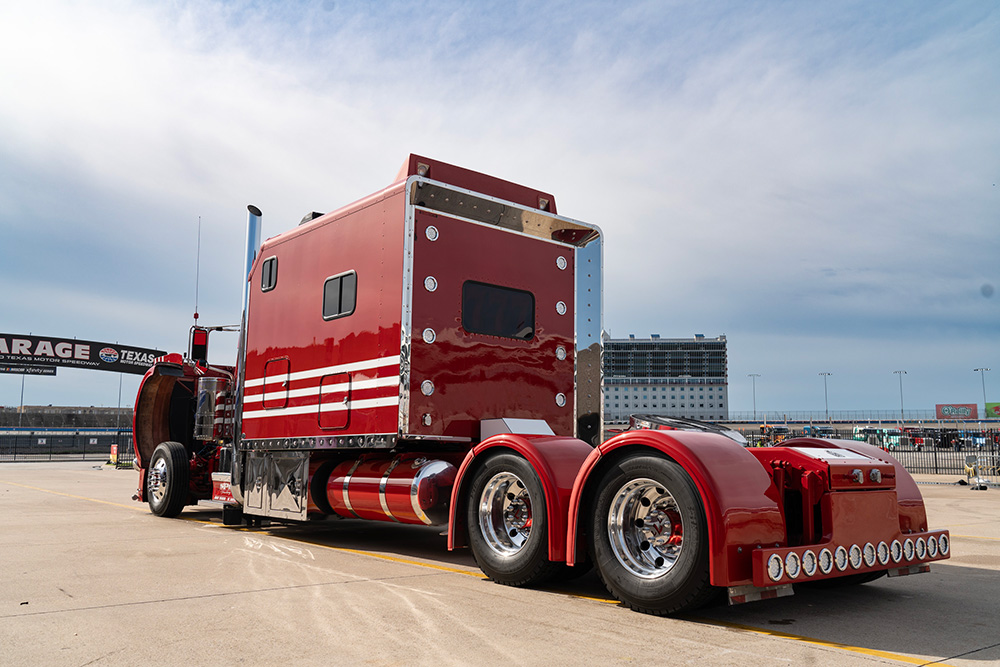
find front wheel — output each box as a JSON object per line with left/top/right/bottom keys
{"left": 466, "top": 453, "right": 561, "bottom": 587}
{"left": 147, "top": 441, "right": 190, "bottom": 518}
{"left": 589, "top": 455, "right": 716, "bottom": 615}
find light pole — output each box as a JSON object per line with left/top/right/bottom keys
{"left": 819, "top": 372, "right": 832, "bottom": 422}
{"left": 748, "top": 374, "right": 760, "bottom": 421}
{"left": 893, "top": 370, "right": 906, "bottom": 423}
{"left": 973, "top": 368, "right": 990, "bottom": 417}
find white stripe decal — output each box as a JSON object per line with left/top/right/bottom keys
{"left": 242, "top": 396, "right": 400, "bottom": 420}
{"left": 243, "top": 376, "right": 400, "bottom": 405}
{"left": 243, "top": 355, "right": 401, "bottom": 389}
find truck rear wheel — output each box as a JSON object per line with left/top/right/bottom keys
{"left": 147, "top": 441, "right": 190, "bottom": 518}
{"left": 590, "top": 455, "right": 715, "bottom": 615}
{"left": 466, "top": 453, "right": 560, "bottom": 586}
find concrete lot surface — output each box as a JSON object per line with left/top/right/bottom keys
{"left": 1, "top": 462, "right": 997, "bottom": 666}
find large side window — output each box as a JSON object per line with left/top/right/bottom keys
{"left": 461, "top": 281, "right": 535, "bottom": 340}
{"left": 261, "top": 256, "right": 278, "bottom": 292}
{"left": 323, "top": 271, "right": 357, "bottom": 320}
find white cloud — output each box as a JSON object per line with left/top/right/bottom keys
{"left": 0, "top": 0, "right": 997, "bottom": 412}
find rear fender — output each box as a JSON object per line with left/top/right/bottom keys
{"left": 132, "top": 355, "right": 188, "bottom": 468}
{"left": 566, "top": 430, "right": 785, "bottom": 587}
{"left": 447, "top": 434, "right": 594, "bottom": 562}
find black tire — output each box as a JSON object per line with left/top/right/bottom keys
{"left": 589, "top": 455, "right": 715, "bottom": 615}
{"left": 147, "top": 441, "right": 190, "bottom": 518}
{"left": 466, "top": 453, "right": 561, "bottom": 586}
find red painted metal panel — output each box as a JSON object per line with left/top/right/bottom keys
{"left": 318, "top": 373, "right": 350, "bottom": 430}
{"left": 779, "top": 437, "right": 929, "bottom": 532}
{"left": 408, "top": 210, "right": 576, "bottom": 440}
{"left": 241, "top": 186, "right": 406, "bottom": 440}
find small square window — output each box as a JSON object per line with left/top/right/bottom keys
{"left": 261, "top": 256, "right": 278, "bottom": 292}
{"left": 323, "top": 271, "right": 358, "bottom": 320}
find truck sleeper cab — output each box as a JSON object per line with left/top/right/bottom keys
{"left": 132, "top": 155, "right": 948, "bottom": 615}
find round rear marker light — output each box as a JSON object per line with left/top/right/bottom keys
{"left": 938, "top": 534, "right": 950, "bottom": 556}
{"left": 927, "top": 536, "right": 938, "bottom": 558}
{"left": 877, "top": 541, "right": 890, "bottom": 565}
{"left": 863, "top": 543, "right": 877, "bottom": 567}
{"left": 835, "top": 546, "right": 849, "bottom": 572}
{"left": 767, "top": 554, "right": 784, "bottom": 582}
{"left": 784, "top": 552, "right": 802, "bottom": 579}
{"left": 915, "top": 538, "right": 927, "bottom": 560}
{"left": 802, "top": 550, "right": 818, "bottom": 577}
{"left": 903, "top": 539, "right": 915, "bottom": 561}
{"left": 849, "top": 544, "right": 863, "bottom": 570}
{"left": 819, "top": 548, "right": 834, "bottom": 575}
{"left": 891, "top": 540, "right": 903, "bottom": 563}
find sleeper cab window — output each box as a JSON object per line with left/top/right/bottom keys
{"left": 323, "top": 271, "right": 357, "bottom": 320}
{"left": 461, "top": 280, "right": 535, "bottom": 341}
{"left": 261, "top": 256, "right": 278, "bottom": 292}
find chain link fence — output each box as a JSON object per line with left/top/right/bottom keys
{"left": 0, "top": 429, "right": 134, "bottom": 468}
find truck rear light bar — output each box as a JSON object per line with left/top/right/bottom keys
{"left": 752, "top": 529, "right": 949, "bottom": 587}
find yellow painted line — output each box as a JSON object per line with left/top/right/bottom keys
{"left": 0, "top": 480, "right": 144, "bottom": 511}
{"left": 3, "top": 476, "right": 966, "bottom": 664}
{"left": 299, "top": 542, "right": 488, "bottom": 578}
{"left": 692, "top": 617, "right": 956, "bottom": 666}
{"left": 950, "top": 533, "right": 1000, "bottom": 541}
{"left": 181, "top": 515, "right": 488, "bottom": 578}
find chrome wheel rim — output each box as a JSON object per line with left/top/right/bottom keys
{"left": 478, "top": 472, "right": 533, "bottom": 556}
{"left": 148, "top": 457, "right": 169, "bottom": 503}
{"left": 608, "top": 477, "right": 684, "bottom": 579}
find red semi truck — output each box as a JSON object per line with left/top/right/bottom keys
{"left": 132, "top": 155, "right": 949, "bottom": 614}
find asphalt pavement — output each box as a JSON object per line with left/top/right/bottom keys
{"left": 1, "top": 462, "right": 997, "bottom": 666}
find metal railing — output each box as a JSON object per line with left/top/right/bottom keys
{"left": 727, "top": 409, "right": 945, "bottom": 423}
{"left": 740, "top": 428, "right": 1000, "bottom": 478}
{"left": 0, "top": 429, "right": 134, "bottom": 468}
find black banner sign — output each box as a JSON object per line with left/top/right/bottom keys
{"left": 0, "top": 364, "right": 58, "bottom": 376}
{"left": 0, "top": 334, "right": 166, "bottom": 375}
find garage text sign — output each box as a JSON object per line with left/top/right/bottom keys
{"left": 0, "top": 334, "right": 165, "bottom": 375}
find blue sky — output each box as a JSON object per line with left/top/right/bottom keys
{"left": 1, "top": 0, "right": 997, "bottom": 416}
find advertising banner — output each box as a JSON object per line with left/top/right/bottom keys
{"left": 0, "top": 334, "right": 165, "bottom": 375}
{"left": 0, "top": 364, "right": 57, "bottom": 376}
{"left": 935, "top": 403, "right": 978, "bottom": 420}
{"left": 986, "top": 402, "right": 1000, "bottom": 419}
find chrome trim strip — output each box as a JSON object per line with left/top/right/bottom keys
{"left": 400, "top": 434, "right": 473, "bottom": 443}
{"left": 409, "top": 460, "right": 453, "bottom": 525}
{"left": 241, "top": 434, "right": 398, "bottom": 450}
{"left": 379, "top": 457, "right": 402, "bottom": 522}
{"left": 231, "top": 206, "right": 263, "bottom": 506}
{"left": 406, "top": 177, "right": 600, "bottom": 248}
{"left": 400, "top": 180, "right": 418, "bottom": 438}
{"left": 341, "top": 458, "right": 364, "bottom": 519}
{"left": 574, "top": 232, "right": 603, "bottom": 445}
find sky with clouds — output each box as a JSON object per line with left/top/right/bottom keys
{"left": 1, "top": 0, "right": 997, "bottom": 418}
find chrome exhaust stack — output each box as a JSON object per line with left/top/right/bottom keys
{"left": 231, "top": 204, "right": 262, "bottom": 505}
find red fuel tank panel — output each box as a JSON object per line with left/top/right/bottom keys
{"left": 323, "top": 454, "right": 458, "bottom": 525}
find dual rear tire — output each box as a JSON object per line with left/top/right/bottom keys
{"left": 589, "top": 455, "right": 715, "bottom": 615}
{"left": 465, "top": 452, "right": 714, "bottom": 615}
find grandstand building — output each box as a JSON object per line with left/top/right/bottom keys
{"left": 603, "top": 333, "right": 729, "bottom": 424}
